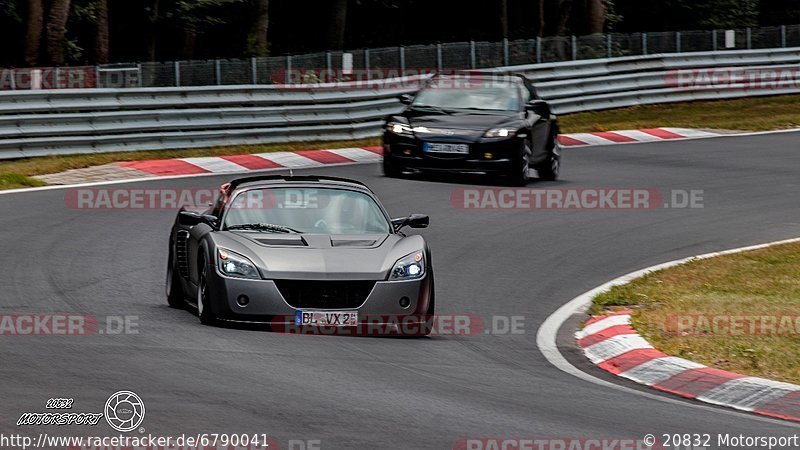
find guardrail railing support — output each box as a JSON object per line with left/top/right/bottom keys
{"left": 215, "top": 59, "right": 222, "bottom": 85}
{"left": 436, "top": 44, "right": 443, "bottom": 72}
{"left": 712, "top": 30, "right": 718, "bottom": 51}
{"left": 536, "top": 37, "right": 542, "bottom": 64}
{"left": 746, "top": 28, "right": 752, "bottom": 49}
{"left": 503, "top": 38, "right": 509, "bottom": 66}
{"left": 251, "top": 57, "right": 257, "bottom": 84}
{"left": 286, "top": 55, "right": 292, "bottom": 84}
{"left": 326, "top": 52, "right": 332, "bottom": 77}
{"left": 174, "top": 61, "right": 181, "bottom": 87}
{"left": 571, "top": 35, "right": 577, "bottom": 60}
{"left": 642, "top": 33, "right": 648, "bottom": 55}
{"left": 606, "top": 34, "right": 612, "bottom": 58}
{"left": 676, "top": 31, "right": 682, "bottom": 53}
{"left": 470, "top": 41, "right": 476, "bottom": 69}
{"left": 399, "top": 46, "right": 406, "bottom": 75}
{"left": 781, "top": 25, "right": 787, "bottom": 47}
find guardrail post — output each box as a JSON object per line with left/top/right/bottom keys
{"left": 781, "top": 25, "right": 787, "bottom": 48}
{"left": 94, "top": 66, "right": 101, "bottom": 88}
{"left": 712, "top": 30, "right": 718, "bottom": 51}
{"left": 746, "top": 28, "right": 752, "bottom": 49}
{"left": 286, "top": 55, "right": 292, "bottom": 84}
{"left": 251, "top": 57, "right": 257, "bottom": 84}
{"left": 642, "top": 33, "right": 648, "bottom": 55}
{"left": 503, "top": 38, "right": 509, "bottom": 66}
{"left": 676, "top": 31, "right": 682, "bottom": 53}
{"left": 9, "top": 69, "right": 15, "bottom": 90}
{"left": 571, "top": 35, "right": 577, "bottom": 60}
{"left": 536, "top": 37, "right": 542, "bottom": 64}
{"left": 55, "top": 67, "right": 61, "bottom": 88}
{"left": 606, "top": 34, "right": 612, "bottom": 58}
{"left": 215, "top": 59, "right": 222, "bottom": 85}
{"left": 399, "top": 46, "right": 406, "bottom": 75}
{"left": 137, "top": 63, "right": 142, "bottom": 87}
{"left": 174, "top": 61, "right": 181, "bottom": 87}
{"left": 470, "top": 41, "right": 476, "bottom": 69}
{"left": 326, "top": 52, "right": 332, "bottom": 78}
{"left": 365, "top": 49, "right": 370, "bottom": 80}
{"left": 436, "top": 44, "right": 443, "bottom": 72}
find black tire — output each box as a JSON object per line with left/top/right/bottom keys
{"left": 536, "top": 134, "right": 561, "bottom": 181}
{"left": 196, "top": 251, "right": 216, "bottom": 326}
{"left": 506, "top": 141, "right": 531, "bottom": 186}
{"left": 383, "top": 155, "right": 402, "bottom": 178}
{"left": 166, "top": 247, "right": 185, "bottom": 309}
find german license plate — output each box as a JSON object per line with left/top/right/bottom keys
{"left": 295, "top": 310, "right": 358, "bottom": 326}
{"left": 423, "top": 142, "right": 469, "bottom": 154}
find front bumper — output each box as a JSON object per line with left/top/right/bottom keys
{"left": 205, "top": 269, "right": 433, "bottom": 326}
{"left": 384, "top": 132, "right": 522, "bottom": 174}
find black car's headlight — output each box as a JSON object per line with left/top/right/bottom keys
{"left": 217, "top": 248, "right": 260, "bottom": 279}
{"left": 484, "top": 128, "right": 516, "bottom": 138}
{"left": 386, "top": 122, "right": 413, "bottom": 135}
{"left": 390, "top": 251, "right": 426, "bottom": 280}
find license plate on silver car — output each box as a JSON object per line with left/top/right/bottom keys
{"left": 295, "top": 310, "right": 358, "bottom": 326}
{"left": 423, "top": 143, "right": 469, "bottom": 154}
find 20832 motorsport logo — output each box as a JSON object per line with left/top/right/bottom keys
{"left": 16, "top": 391, "right": 145, "bottom": 432}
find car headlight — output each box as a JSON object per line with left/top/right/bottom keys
{"left": 389, "top": 251, "right": 426, "bottom": 280}
{"left": 386, "top": 122, "right": 413, "bottom": 135}
{"left": 484, "top": 128, "right": 516, "bottom": 138}
{"left": 217, "top": 248, "right": 260, "bottom": 279}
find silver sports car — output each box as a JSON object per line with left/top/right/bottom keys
{"left": 166, "top": 175, "right": 434, "bottom": 336}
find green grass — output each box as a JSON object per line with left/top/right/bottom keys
{"left": 0, "top": 138, "right": 381, "bottom": 190}
{"left": 560, "top": 94, "right": 800, "bottom": 133}
{"left": 591, "top": 242, "right": 800, "bottom": 384}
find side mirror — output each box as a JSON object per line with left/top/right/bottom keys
{"left": 398, "top": 93, "right": 414, "bottom": 105}
{"left": 392, "top": 214, "right": 429, "bottom": 231}
{"left": 526, "top": 99, "right": 550, "bottom": 117}
{"left": 178, "top": 210, "right": 218, "bottom": 228}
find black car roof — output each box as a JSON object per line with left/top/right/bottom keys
{"left": 228, "top": 175, "right": 373, "bottom": 193}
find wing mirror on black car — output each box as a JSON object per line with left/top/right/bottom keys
{"left": 526, "top": 99, "right": 550, "bottom": 117}
{"left": 398, "top": 93, "right": 414, "bottom": 105}
{"left": 392, "top": 214, "right": 430, "bottom": 231}
{"left": 178, "top": 210, "right": 219, "bottom": 228}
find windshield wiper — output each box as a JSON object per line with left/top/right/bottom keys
{"left": 227, "top": 223, "right": 301, "bottom": 234}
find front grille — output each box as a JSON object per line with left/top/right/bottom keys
{"left": 274, "top": 280, "right": 376, "bottom": 309}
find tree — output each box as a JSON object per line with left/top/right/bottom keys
{"left": 499, "top": 0, "right": 508, "bottom": 38}
{"left": 247, "top": 0, "right": 269, "bottom": 56}
{"left": 46, "top": 0, "right": 72, "bottom": 65}
{"left": 96, "top": 0, "right": 109, "bottom": 63}
{"left": 25, "top": 0, "right": 44, "bottom": 65}
{"left": 586, "top": 0, "right": 606, "bottom": 33}
{"left": 327, "top": 0, "right": 348, "bottom": 50}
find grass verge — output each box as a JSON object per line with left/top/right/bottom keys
{"left": 560, "top": 94, "right": 800, "bottom": 133}
{"left": 591, "top": 241, "right": 800, "bottom": 384}
{"left": 0, "top": 138, "right": 381, "bottom": 190}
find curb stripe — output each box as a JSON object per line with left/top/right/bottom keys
{"left": 597, "top": 348, "right": 668, "bottom": 375}
{"left": 220, "top": 154, "right": 284, "bottom": 170}
{"left": 755, "top": 391, "right": 800, "bottom": 421}
{"left": 178, "top": 157, "right": 249, "bottom": 173}
{"left": 296, "top": 149, "right": 355, "bottom": 164}
{"left": 583, "top": 334, "right": 653, "bottom": 364}
{"left": 582, "top": 310, "right": 633, "bottom": 327}
{"left": 698, "top": 377, "right": 800, "bottom": 411}
{"left": 255, "top": 152, "right": 323, "bottom": 168}
{"left": 653, "top": 367, "right": 745, "bottom": 399}
{"left": 577, "top": 313, "right": 631, "bottom": 338}
{"left": 640, "top": 128, "right": 685, "bottom": 140}
{"left": 590, "top": 131, "right": 638, "bottom": 143}
{"left": 577, "top": 324, "right": 637, "bottom": 348}
{"left": 619, "top": 357, "right": 705, "bottom": 386}
{"left": 118, "top": 159, "right": 210, "bottom": 175}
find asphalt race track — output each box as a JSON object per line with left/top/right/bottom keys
{"left": 2, "top": 131, "right": 800, "bottom": 449}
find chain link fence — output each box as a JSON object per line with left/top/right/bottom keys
{"left": 4, "top": 24, "right": 800, "bottom": 90}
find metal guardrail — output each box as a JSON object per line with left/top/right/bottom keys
{"left": 0, "top": 49, "right": 799, "bottom": 159}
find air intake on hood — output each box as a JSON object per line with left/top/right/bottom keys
{"left": 255, "top": 237, "right": 307, "bottom": 247}
{"left": 330, "top": 239, "right": 377, "bottom": 247}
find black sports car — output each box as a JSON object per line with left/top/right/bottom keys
{"left": 166, "top": 175, "right": 434, "bottom": 336}
{"left": 382, "top": 73, "right": 560, "bottom": 184}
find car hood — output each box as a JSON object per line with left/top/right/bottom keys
{"left": 400, "top": 110, "right": 522, "bottom": 141}
{"left": 210, "top": 231, "right": 426, "bottom": 280}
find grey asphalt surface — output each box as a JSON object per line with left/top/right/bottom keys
{"left": 2, "top": 132, "right": 800, "bottom": 449}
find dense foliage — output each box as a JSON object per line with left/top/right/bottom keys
{"left": 0, "top": 0, "right": 798, "bottom": 67}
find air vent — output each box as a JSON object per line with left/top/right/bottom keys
{"left": 175, "top": 230, "right": 190, "bottom": 277}
{"left": 274, "top": 280, "right": 376, "bottom": 309}
{"left": 255, "top": 238, "right": 307, "bottom": 247}
{"left": 330, "top": 239, "right": 377, "bottom": 247}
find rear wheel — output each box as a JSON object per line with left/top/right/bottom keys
{"left": 197, "top": 252, "right": 216, "bottom": 326}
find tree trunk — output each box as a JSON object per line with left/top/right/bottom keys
{"left": 249, "top": 0, "right": 269, "bottom": 55}
{"left": 586, "top": 0, "right": 606, "bottom": 34}
{"left": 145, "top": 0, "right": 159, "bottom": 61}
{"left": 46, "top": 0, "right": 72, "bottom": 65}
{"left": 499, "top": 0, "right": 508, "bottom": 38}
{"left": 25, "top": 0, "right": 45, "bottom": 66}
{"left": 556, "top": 0, "right": 573, "bottom": 36}
{"left": 327, "top": 0, "right": 347, "bottom": 50}
{"left": 536, "top": 0, "right": 545, "bottom": 37}
{"left": 96, "top": 0, "right": 110, "bottom": 64}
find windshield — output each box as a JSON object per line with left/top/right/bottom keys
{"left": 223, "top": 187, "right": 391, "bottom": 235}
{"left": 412, "top": 82, "right": 520, "bottom": 111}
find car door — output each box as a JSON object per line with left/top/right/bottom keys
{"left": 523, "top": 81, "right": 552, "bottom": 160}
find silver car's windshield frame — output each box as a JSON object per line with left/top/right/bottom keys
{"left": 220, "top": 185, "right": 395, "bottom": 234}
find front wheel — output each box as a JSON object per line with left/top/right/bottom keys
{"left": 506, "top": 141, "right": 531, "bottom": 186}
{"left": 166, "top": 249, "right": 185, "bottom": 309}
{"left": 383, "top": 155, "right": 403, "bottom": 178}
{"left": 536, "top": 135, "right": 561, "bottom": 181}
{"left": 196, "top": 252, "right": 216, "bottom": 326}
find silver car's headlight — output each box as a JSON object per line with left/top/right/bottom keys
{"left": 484, "top": 128, "right": 516, "bottom": 138}
{"left": 217, "top": 248, "right": 260, "bottom": 279}
{"left": 386, "top": 122, "right": 413, "bottom": 135}
{"left": 389, "top": 250, "right": 425, "bottom": 280}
